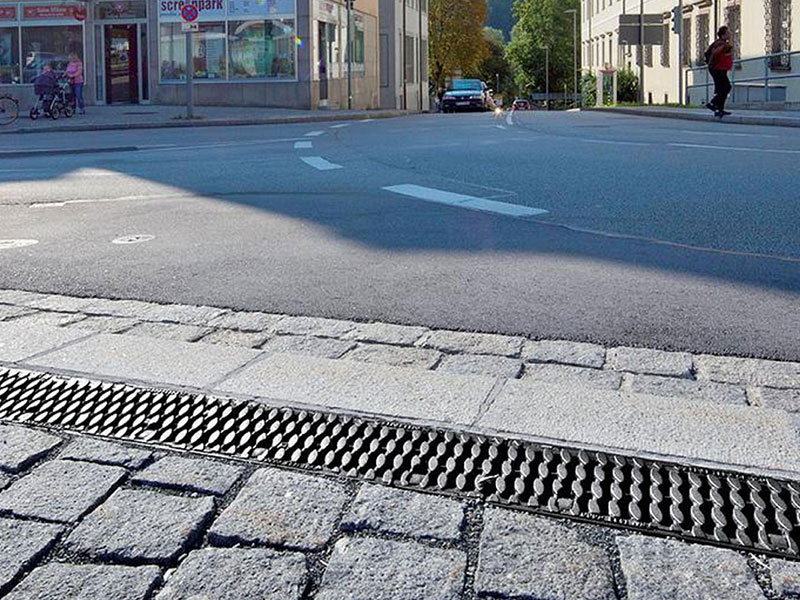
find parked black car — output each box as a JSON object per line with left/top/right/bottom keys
{"left": 441, "top": 79, "right": 492, "bottom": 112}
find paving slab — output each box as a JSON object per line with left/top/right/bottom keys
{"left": 421, "top": 330, "right": 524, "bottom": 357}
{"left": 342, "top": 484, "right": 464, "bottom": 542}
{"left": 316, "top": 537, "right": 465, "bottom": 600}
{"left": 609, "top": 347, "right": 693, "bottom": 378}
{"left": 344, "top": 323, "right": 428, "bottom": 346}
{"left": 216, "top": 353, "right": 495, "bottom": 425}
{"left": 156, "top": 548, "right": 306, "bottom": 600}
{"left": 64, "top": 315, "right": 139, "bottom": 334}
{"left": 0, "top": 321, "right": 90, "bottom": 362}
{"left": 60, "top": 437, "right": 153, "bottom": 468}
{"left": 761, "top": 387, "right": 800, "bottom": 413}
{"left": 0, "top": 305, "right": 35, "bottom": 321}
{"left": 209, "top": 468, "right": 348, "bottom": 551}
{"left": 478, "top": 379, "right": 800, "bottom": 474}
{"left": 695, "top": 354, "right": 800, "bottom": 388}
{"left": 771, "top": 558, "right": 800, "bottom": 597}
{"left": 260, "top": 335, "right": 355, "bottom": 359}
{"left": 27, "top": 334, "right": 259, "bottom": 388}
{"left": 273, "top": 316, "right": 357, "bottom": 338}
{"left": 132, "top": 456, "right": 243, "bottom": 495}
{"left": 65, "top": 489, "right": 215, "bottom": 565}
{"left": 6, "top": 563, "right": 161, "bottom": 600}
{"left": 83, "top": 300, "right": 226, "bottom": 326}
{"left": 122, "top": 322, "right": 209, "bottom": 342}
{"left": 18, "top": 294, "right": 98, "bottom": 313}
{"left": 0, "top": 518, "right": 63, "bottom": 594}
{"left": 342, "top": 343, "right": 441, "bottom": 369}
{"left": 0, "top": 425, "right": 61, "bottom": 472}
{"left": 5, "top": 311, "right": 85, "bottom": 328}
{"left": 523, "top": 362, "right": 622, "bottom": 390}
{"left": 207, "top": 311, "right": 284, "bottom": 332}
{"left": 475, "top": 508, "right": 615, "bottom": 600}
{"left": 0, "top": 459, "right": 125, "bottom": 522}
{"left": 196, "top": 329, "right": 271, "bottom": 348}
{"left": 631, "top": 374, "right": 747, "bottom": 405}
{"left": 523, "top": 340, "right": 606, "bottom": 368}
{"left": 618, "top": 535, "right": 764, "bottom": 600}
{"left": 437, "top": 354, "right": 522, "bottom": 378}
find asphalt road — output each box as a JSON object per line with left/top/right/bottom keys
{"left": 1, "top": 110, "right": 799, "bottom": 359}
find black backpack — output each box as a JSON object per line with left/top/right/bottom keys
{"left": 704, "top": 42, "right": 718, "bottom": 66}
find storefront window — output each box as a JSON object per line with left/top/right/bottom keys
{"left": 0, "top": 26, "right": 19, "bottom": 83}
{"left": 22, "top": 26, "right": 82, "bottom": 82}
{"left": 160, "top": 22, "right": 226, "bottom": 80}
{"left": 228, "top": 19, "right": 295, "bottom": 79}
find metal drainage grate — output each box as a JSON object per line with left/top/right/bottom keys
{"left": 0, "top": 366, "right": 798, "bottom": 560}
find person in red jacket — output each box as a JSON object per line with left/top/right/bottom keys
{"left": 705, "top": 26, "right": 734, "bottom": 117}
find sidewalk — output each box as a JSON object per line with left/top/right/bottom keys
{"left": 2, "top": 104, "right": 411, "bottom": 135}
{"left": 1, "top": 288, "right": 799, "bottom": 598}
{"left": 591, "top": 105, "right": 800, "bottom": 128}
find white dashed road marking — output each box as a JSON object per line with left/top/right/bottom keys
{"left": 300, "top": 156, "right": 344, "bottom": 171}
{"left": 294, "top": 141, "right": 313, "bottom": 150}
{"left": 305, "top": 131, "right": 325, "bottom": 137}
{"left": 112, "top": 234, "right": 155, "bottom": 245}
{"left": 0, "top": 239, "right": 38, "bottom": 250}
{"left": 670, "top": 143, "right": 800, "bottom": 155}
{"left": 382, "top": 184, "right": 549, "bottom": 218}
{"left": 496, "top": 125, "right": 506, "bottom": 130}
{"left": 330, "top": 123, "right": 350, "bottom": 129}
{"left": 505, "top": 112, "right": 514, "bottom": 126}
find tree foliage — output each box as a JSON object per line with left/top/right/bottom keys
{"left": 429, "top": 0, "right": 488, "bottom": 94}
{"left": 506, "top": 0, "right": 580, "bottom": 96}
{"left": 465, "top": 27, "right": 516, "bottom": 101}
{"left": 487, "top": 0, "right": 515, "bottom": 41}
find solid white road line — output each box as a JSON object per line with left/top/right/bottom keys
{"left": 29, "top": 193, "right": 188, "bottom": 209}
{"left": 679, "top": 130, "right": 779, "bottom": 139}
{"left": 580, "top": 139, "right": 652, "bottom": 147}
{"left": 505, "top": 112, "right": 514, "bottom": 126}
{"left": 305, "top": 131, "right": 325, "bottom": 137}
{"left": 294, "top": 141, "right": 313, "bottom": 150}
{"left": 330, "top": 123, "right": 350, "bottom": 129}
{"left": 300, "top": 156, "right": 344, "bottom": 171}
{"left": 382, "top": 184, "right": 548, "bottom": 218}
{"left": 670, "top": 142, "right": 800, "bottom": 155}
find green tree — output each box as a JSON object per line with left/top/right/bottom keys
{"left": 465, "top": 27, "right": 516, "bottom": 100}
{"left": 429, "top": 0, "right": 488, "bottom": 95}
{"left": 487, "top": 0, "right": 515, "bottom": 41}
{"left": 506, "top": 0, "right": 579, "bottom": 98}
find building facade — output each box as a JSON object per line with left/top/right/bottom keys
{"left": 582, "top": 0, "right": 799, "bottom": 106}
{"left": 378, "top": 0, "right": 428, "bottom": 111}
{"left": 0, "top": 0, "right": 425, "bottom": 109}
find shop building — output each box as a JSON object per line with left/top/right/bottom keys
{"left": 0, "top": 0, "right": 412, "bottom": 110}
{"left": 378, "top": 0, "right": 428, "bottom": 111}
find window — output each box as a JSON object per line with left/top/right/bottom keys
{"left": 766, "top": 0, "right": 791, "bottom": 69}
{"left": 645, "top": 44, "right": 653, "bottom": 67}
{"left": 404, "top": 34, "right": 415, "bottom": 82}
{"left": 0, "top": 26, "right": 19, "bottom": 83}
{"left": 661, "top": 24, "right": 670, "bottom": 67}
{"left": 420, "top": 39, "right": 427, "bottom": 82}
{"left": 682, "top": 17, "right": 691, "bottom": 66}
{"left": 228, "top": 19, "right": 295, "bottom": 79}
{"left": 726, "top": 0, "right": 742, "bottom": 62}
{"left": 21, "top": 25, "right": 82, "bottom": 82}
{"left": 160, "top": 22, "right": 226, "bottom": 80}
{"left": 695, "top": 13, "right": 709, "bottom": 66}
{"left": 94, "top": 0, "right": 146, "bottom": 20}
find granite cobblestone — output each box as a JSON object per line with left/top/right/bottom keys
{"left": 122, "top": 321, "right": 209, "bottom": 342}
{"left": 0, "top": 305, "right": 35, "bottom": 321}
{"left": 630, "top": 374, "right": 748, "bottom": 405}
{"left": 436, "top": 353, "right": 523, "bottom": 378}
{"left": 260, "top": 334, "right": 356, "bottom": 359}
{"left": 420, "top": 329, "right": 524, "bottom": 357}
{"left": 132, "top": 456, "right": 243, "bottom": 495}
{"left": 6, "top": 563, "right": 161, "bottom": 600}
{"left": 0, "top": 425, "right": 61, "bottom": 473}
{"left": 523, "top": 362, "right": 623, "bottom": 389}
{"left": 60, "top": 437, "right": 153, "bottom": 469}
{"left": 609, "top": 346, "right": 693, "bottom": 378}
{"left": 196, "top": 328, "right": 272, "bottom": 348}
{"left": 695, "top": 354, "right": 800, "bottom": 388}
{"left": 62, "top": 315, "right": 139, "bottom": 333}
{"left": 273, "top": 316, "right": 358, "bottom": 338}
{"left": 206, "top": 311, "right": 284, "bottom": 332}
{"left": 0, "top": 518, "right": 63, "bottom": 594}
{"left": 522, "top": 339, "right": 606, "bottom": 368}
{"left": 341, "top": 343, "right": 442, "bottom": 369}
{"left": 343, "top": 322, "right": 429, "bottom": 346}
{"left": 760, "top": 387, "right": 800, "bottom": 413}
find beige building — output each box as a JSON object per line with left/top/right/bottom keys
{"left": 582, "top": 0, "right": 799, "bottom": 107}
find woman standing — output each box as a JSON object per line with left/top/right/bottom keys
{"left": 66, "top": 52, "right": 85, "bottom": 115}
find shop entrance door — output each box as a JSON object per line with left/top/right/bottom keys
{"left": 104, "top": 24, "right": 138, "bottom": 103}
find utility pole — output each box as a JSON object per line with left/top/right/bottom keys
{"left": 419, "top": 1, "right": 423, "bottom": 111}
{"left": 545, "top": 45, "right": 550, "bottom": 110}
{"left": 346, "top": 0, "right": 352, "bottom": 110}
{"left": 673, "top": 1, "right": 684, "bottom": 105}
{"left": 638, "top": 0, "right": 645, "bottom": 105}
{"left": 185, "top": 30, "right": 194, "bottom": 118}
{"left": 402, "top": 0, "right": 407, "bottom": 110}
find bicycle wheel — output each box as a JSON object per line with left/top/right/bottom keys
{"left": 0, "top": 97, "right": 18, "bottom": 126}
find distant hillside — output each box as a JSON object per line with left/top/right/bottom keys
{"left": 487, "top": 0, "right": 514, "bottom": 41}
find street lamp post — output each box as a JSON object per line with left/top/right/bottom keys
{"left": 544, "top": 45, "right": 550, "bottom": 110}
{"left": 565, "top": 9, "right": 578, "bottom": 106}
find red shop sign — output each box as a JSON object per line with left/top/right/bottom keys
{"left": 0, "top": 6, "right": 17, "bottom": 20}
{"left": 23, "top": 4, "right": 81, "bottom": 20}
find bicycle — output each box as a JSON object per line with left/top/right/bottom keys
{"left": 0, "top": 94, "right": 19, "bottom": 126}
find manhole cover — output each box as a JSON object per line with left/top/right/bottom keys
{"left": 0, "top": 239, "right": 38, "bottom": 250}
{"left": 112, "top": 234, "right": 155, "bottom": 245}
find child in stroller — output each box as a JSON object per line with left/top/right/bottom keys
{"left": 30, "top": 63, "right": 74, "bottom": 120}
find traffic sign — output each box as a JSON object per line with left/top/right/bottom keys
{"left": 180, "top": 4, "right": 198, "bottom": 22}
{"left": 181, "top": 21, "right": 199, "bottom": 32}
{"left": 619, "top": 14, "right": 665, "bottom": 46}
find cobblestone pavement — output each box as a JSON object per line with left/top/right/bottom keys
{"left": 1, "top": 288, "right": 800, "bottom": 597}
{"left": 0, "top": 422, "right": 796, "bottom": 600}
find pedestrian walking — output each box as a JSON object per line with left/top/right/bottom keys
{"left": 66, "top": 52, "right": 85, "bottom": 115}
{"left": 705, "top": 26, "right": 734, "bottom": 118}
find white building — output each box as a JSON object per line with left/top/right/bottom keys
{"left": 379, "top": 0, "right": 429, "bottom": 111}
{"left": 582, "top": 0, "right": 799, "bottom": 107}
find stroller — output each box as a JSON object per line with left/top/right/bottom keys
{"left": 30, "top": 71, "right": 74, "bottom": 120}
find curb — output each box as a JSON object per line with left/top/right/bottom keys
{"left": 0, "top": 146, "right": 139, "bottom": 159}
{"left": 1, "top": 109, "right": 417, "bottom": 135}
{"left": 588, "top": 106, "right": 800, "bottom": 128}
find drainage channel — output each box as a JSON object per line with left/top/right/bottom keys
{"left": 1, "top": 365, "right": 798, "bottom": 560}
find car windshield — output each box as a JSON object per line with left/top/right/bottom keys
{"left": 451, "top": 80, "right": 481, "bottom": 91}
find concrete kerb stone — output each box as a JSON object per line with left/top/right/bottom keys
{"left": 343, "top": 323, "right": 429, "bottom": 346}
{"left": 608, "top": 347, "right": 693, "bottom": 378}
{"left": 2, "top": 109, "right": 415, "bottom": 136}
{"left": 695, "top": 354, "right": 800, "bottom": 388}
{"left": 523, "top": 339, "right": 606, "bottom": 369}
{"left": 341, "top": 343, "right": 442, "bottom": 370}
{"left": 590, "top": 106, "right": 800, "bottom": 129}
{"left": 420, "top": 330, "right": 525, "bottom": 358}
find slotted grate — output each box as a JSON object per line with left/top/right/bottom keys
{"left": 0, "top": 366, "right": 798, "bottom": 559}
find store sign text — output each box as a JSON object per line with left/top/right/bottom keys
{"left": 0, "top": 5, "right": 16, "bottom": 20}
{"left": 23, "top": 4, "right": 83, "bottom": 20}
